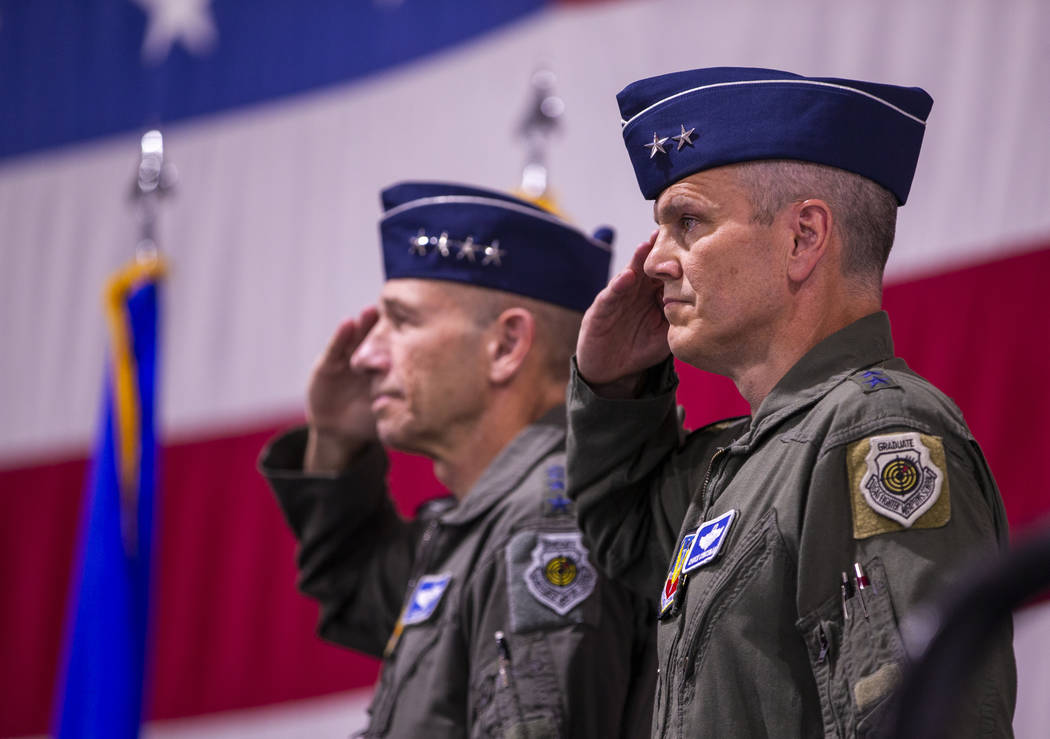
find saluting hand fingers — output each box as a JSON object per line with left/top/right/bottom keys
{"left": 320, "top": 306, "right": 378, "bottom": 370}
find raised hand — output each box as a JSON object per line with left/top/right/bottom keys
{"left": 304, "top": 307, "right": 380, "bottom": 473}
{"left": 577, "top": 233, "right": 670, "bottom": 398}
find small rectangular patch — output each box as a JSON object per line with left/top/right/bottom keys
{"left": 854, "top": 663, "right": 901, "bottom": 712}
{"left": 850, "top": 368, "right": 899, "bottom": 393}
{"left": 848, "top": 432, "right": 951, "bottom": 539}
{"left": 659, "top": 533, "right": 695, "bottom": 616}
{"left": 682, "top": 510, "right": 736, "bottom": 574}
{"left": 402, "top": 573, "right": 453, "bottom": 626}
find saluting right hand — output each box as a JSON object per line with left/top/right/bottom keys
{"left": 576, "top": 234, "right": 671, "bottom": 398}
{"left": 304, "top": 307, "right": 380, "bottom": 474}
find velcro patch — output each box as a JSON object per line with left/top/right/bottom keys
{"left": 847, "top": 431, "right": 951, "bottom": 539}
{"left": 506, "top": 531, "right": 596, "bottom": 633}
{"left": 659, "top": 532, "right": 695, "bottom": 617}
{"left": 681, "top": 509, "right": 736, "bottom": 574}
{"left": 402, "top": 573, "right": 453, "bottom": 626}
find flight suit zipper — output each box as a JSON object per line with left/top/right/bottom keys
{"left": 657, "top": 446, "right": 727, "bottom": 735}
{"left": 699, "top": 447, "right": 727, "bottom": 519}
{"left": 372, "top": 519, "right": 445, "bottom": 732}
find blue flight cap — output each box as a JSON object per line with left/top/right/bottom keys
{"left": 379, "top": 182, "right": 613, "bottom": 313}
{"left": 617, "top": 67, "right": 933, "bottom": 204}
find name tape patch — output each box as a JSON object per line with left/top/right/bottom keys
{"left": 682, "top": 509, "right": 737, "bottom": 574}
{"left": 401, "top": 573, "right": 453, "bottom": 626}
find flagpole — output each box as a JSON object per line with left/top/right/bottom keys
{"left": 53, "top": 130, "right": 173, "bottom": 739}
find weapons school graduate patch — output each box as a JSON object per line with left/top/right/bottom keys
{"left": 660, "top": 532, "right": 695, "bottom": 617}
{"left": 506, "top": 531, "right": 596, "bottom": 633}
{"left": 847, "top": 431, "right": 951, "bottom": 539}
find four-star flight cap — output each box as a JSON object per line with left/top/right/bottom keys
{"left": 379, "top": 182, "right": 613, "bottom": 313}
{"left": 617, "top": 67, "right": 934, "bottom": 204}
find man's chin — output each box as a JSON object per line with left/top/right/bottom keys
{"left": 667, "top": 331, "right": 724, "bottom": 375}
{"left": 376, "top": 423, "right": 430, "bottom": 458}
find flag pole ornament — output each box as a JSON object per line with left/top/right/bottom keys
{"left": 379, "top": 182, "right": 613, "bottom": 314}
{"left": 616, "top": 66, "right": 933, "bottom": 204}
{"left": 514, "top": 66, "right": 564, "bottom": 215}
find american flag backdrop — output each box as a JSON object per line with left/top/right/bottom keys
{"left": 1, "top": 0, "right": 1048, "bottom": 735}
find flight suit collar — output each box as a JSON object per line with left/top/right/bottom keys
{"left": 438, "top": 406, "right": 566, "bottom": 527}
{"left": 739, "top": 311, "right": 895, "bottom": 448}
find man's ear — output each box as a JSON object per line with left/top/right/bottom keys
{"left": 786, "top": 199, "right": 833, "bottom": 283}
{"left": 487, "top": 308, "right": 535, "bottom": 384}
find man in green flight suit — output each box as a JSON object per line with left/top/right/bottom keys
{"left": 260, "top": 181, "right": 655, "bottom": 737}
{"left": 566, "top": 67, "right": 1016, "bottom": 737}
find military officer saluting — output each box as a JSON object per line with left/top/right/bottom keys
{"left": 566, "top": 67, "right": 1016, "bottom": 737}
{"left": 260, "top": 182, "right": 655, "bottom": 737}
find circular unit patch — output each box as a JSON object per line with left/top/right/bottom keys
{"left": 881, "top": 457, "right": 920, "bottom": 495}
{"left": 544, "top": 556, "right": 577, "bottom": 587}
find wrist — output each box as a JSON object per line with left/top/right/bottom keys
{"left": 578, "top": 368, "right": 646, "bottom": 400}
{"left": 304, "top": 428, "right": 367, "bottom": 474}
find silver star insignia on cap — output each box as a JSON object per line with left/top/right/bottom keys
{"left": 409, "top": 230, "right": 430, "bottom": 255}
{"left": 482, "top": 241, "right": 505, "bottom": 266}
{"left": 436, "top": 232, "right": 451, "bottom": 257}
{"left": 644, "top": 132, "right": 669, "bottom": 158}
{"left": 457, "top": 236, "right": 477, "bottom": 262}
{"left": 672, "top": 124, "right": 695, "bottom": 150}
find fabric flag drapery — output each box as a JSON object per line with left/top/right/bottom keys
{"left": 53, "top": 254, "right": 166, "bottom": 738}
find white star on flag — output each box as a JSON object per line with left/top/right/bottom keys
{"left": 132, "top": 0, "right": 218, "bottom": 64}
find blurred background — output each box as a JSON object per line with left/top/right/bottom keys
{"left": 1, "top": 0, "right": 1048, "bottom": 736}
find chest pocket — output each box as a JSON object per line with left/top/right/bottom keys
{"left": 652, "top": 510, "right": 785, "bottom": 736}
{"left": 365, "top": 604, "right": 451, "bottom": 736}
{"left": 678, "top": 508, "right": 783, "bottom": 688}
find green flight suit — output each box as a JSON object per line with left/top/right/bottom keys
{"left": 260, "top": 408, "right": 656, "bottom": 738}
{"left": 566, "top": 312, "right": 1016, "bottom": 737}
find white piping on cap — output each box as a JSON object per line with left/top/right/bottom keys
{"left": 620, "top": 78, "right": 927, "bottom": 130}
{"left": 381, "top": 195, "right": 612, "bottom": 251}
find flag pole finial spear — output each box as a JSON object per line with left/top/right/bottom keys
{"left": 516, "top": 66, "right": 564, "bottom": 211}
{"left": 131, "top": 129, "right": 178, "bottom": 257}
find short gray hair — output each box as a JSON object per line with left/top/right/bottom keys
{"left": 733, "top": 160, "right": 898, "bottom": 286}
{"left": 455, "top": 284, "right": 582, "bottom": 383}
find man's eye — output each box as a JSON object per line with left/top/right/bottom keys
{"left": 680, "top": 216, "right": 701, "bottom": 231}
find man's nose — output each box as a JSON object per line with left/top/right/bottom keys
{"left": 643, "top": 229, "right": 681, "bottom": 281}
{"left": 350, "top": 325, "right": 388, "bottom": 373}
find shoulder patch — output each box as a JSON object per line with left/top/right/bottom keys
{"left": 849, "top": 368, "right": 899, "bottom": 393}
{"left": 847, "top": 431, "right": 951, "bottom": 539}
{"left": 506, "top": 530, "right": 597, "bottom": 633}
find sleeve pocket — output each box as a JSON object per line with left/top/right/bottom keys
{"left": 798, "top": 557, "right": 907, "bottom": 738}
{"left": 470, "top": 632, "right": 563, "bottom": 738}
